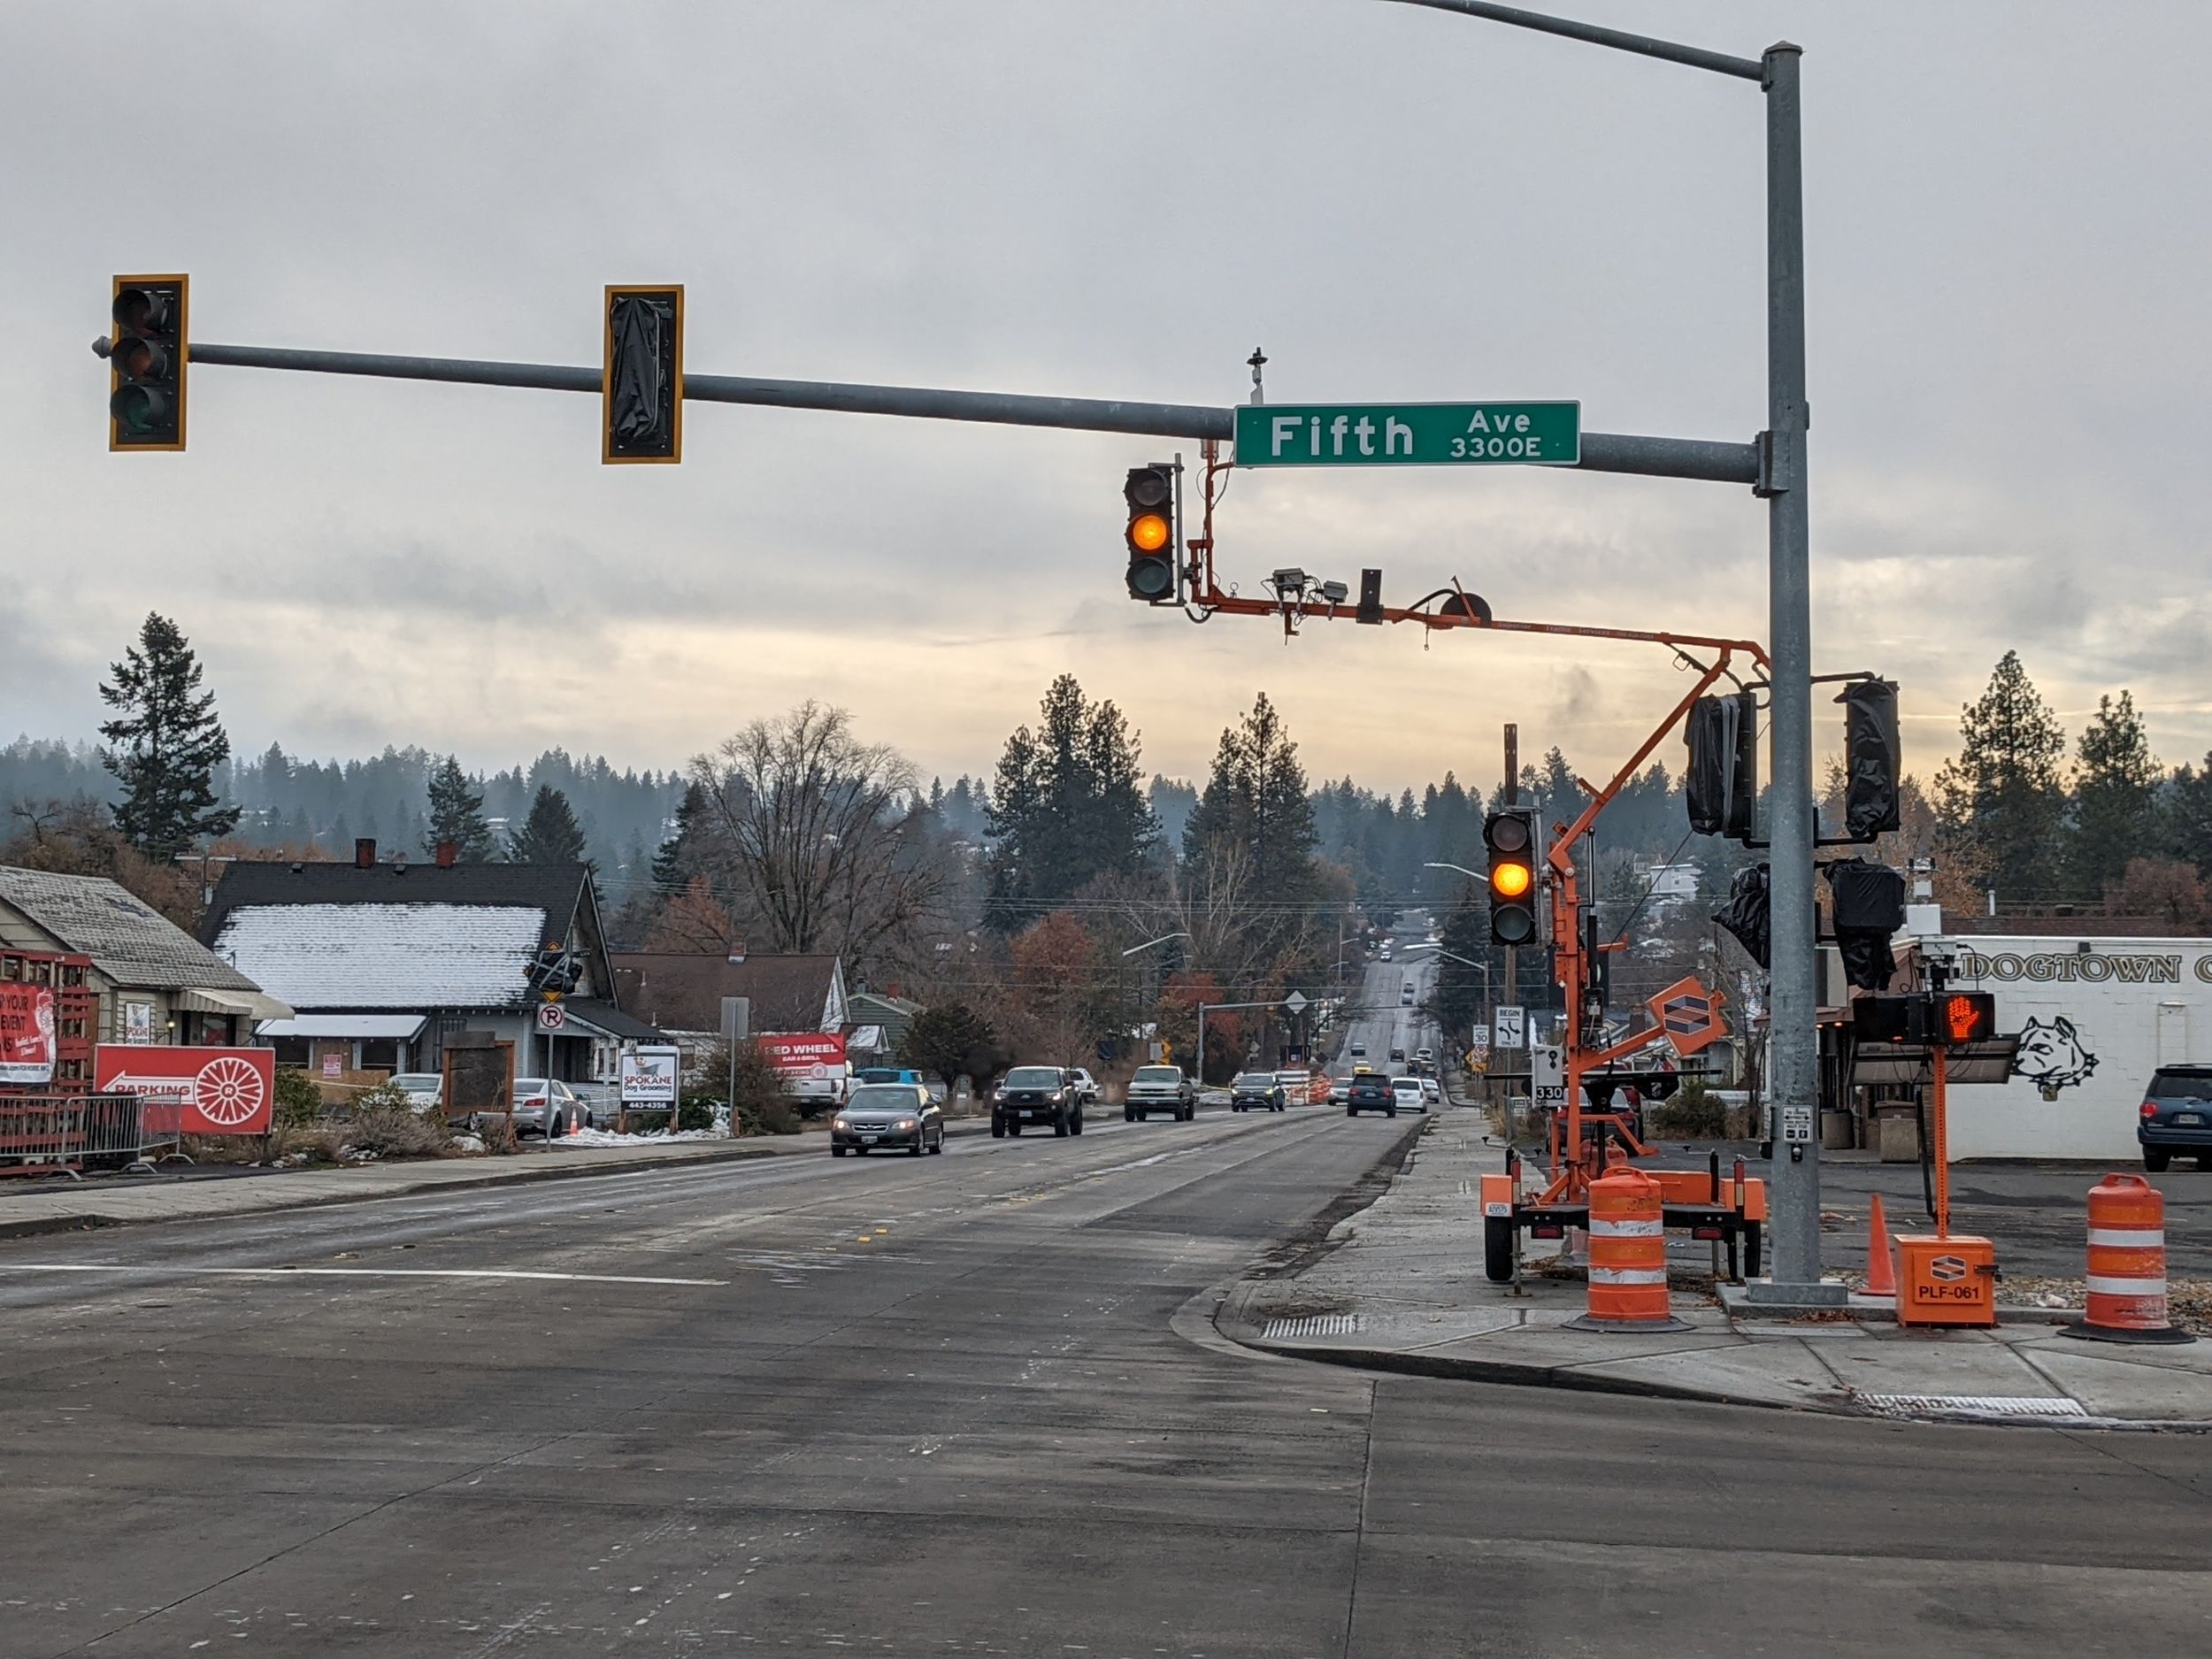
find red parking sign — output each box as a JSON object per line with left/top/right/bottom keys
{"left": 94, "top": 1045, "right": 275, "bottom": 1134}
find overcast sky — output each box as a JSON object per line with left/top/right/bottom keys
{"left": 4, "top": 2, "right": 2207, "bottom": 798}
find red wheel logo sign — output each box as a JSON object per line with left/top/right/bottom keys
{"left": 195, "top": 1055, "right": 268, "bottom": 1128}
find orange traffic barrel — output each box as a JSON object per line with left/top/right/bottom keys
{"left": 1568, "top": 1167, "right": 1689, "bottom": 1333}
{"left": 2064, "top": 1173, "right": 2193, "bottom": 1346}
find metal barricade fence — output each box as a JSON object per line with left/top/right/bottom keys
{"left": 81, "top": 1091, "right": 149, "bottom": 1171}
{"left": 0, "top": 1094, "right": 88, "bottom": 1179}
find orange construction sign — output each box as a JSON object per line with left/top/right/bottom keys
{"left": 1647, "top": 977, "right": 1728, "bottom": 1056}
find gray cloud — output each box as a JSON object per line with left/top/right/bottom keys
{"left": 4, "top": 2, "right": 2208, "bottom": 795}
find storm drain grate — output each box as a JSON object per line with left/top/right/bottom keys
{"left": 1859, "top": 1394, "right": 2088, "bottom": 1420}
{"left": 1263, "top": 1313, "right": 1363, "bottom": 1340}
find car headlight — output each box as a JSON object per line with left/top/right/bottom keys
{"left": 833, "top": 1117, "right": 849, "bottom": 1132}
{"left": 895, "top": 1118, "right": 917, "bottom": 1131}
{"left": 992, "top": 1089, "right": 1006, "bottom": 1102}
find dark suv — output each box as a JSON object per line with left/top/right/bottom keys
{"left": 1346, "top": 1075, "right": 1396, "bottom": 1118}
{"left": 2139, "top": 1065, "right": 2212, "bottom": 1171}
{"left": 991, "top": 1066, "right": 1085, "bottom": 1139}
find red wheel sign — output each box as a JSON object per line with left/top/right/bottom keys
{"left": 195, "top": 1054, "right": 268, "bottom": 1127}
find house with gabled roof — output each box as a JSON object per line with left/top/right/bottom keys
{"left": 611, "top": 948, "right": 847, "bottom": 1040}
{"left": 200, "top": 840, "right": 659, "bottom": 1084}
{"left": 0, "top": 864, "right": 289, "bottom": 1045}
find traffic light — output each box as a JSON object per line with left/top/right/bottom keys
{"left": 1685, "top": 690, "right": 1757, "bottom": 841}
{"left": 603, "top": 284, "right": 683, "bottom": 463}
{"left": 1484, "top": 808, "right": 1538, "bottom": 946}
{"left": 1124, "top": 464, "right": 1176, "bottom": 602}
{"left": 1837, "top": 679, "right": 1901, "bottom": 841}
{"left": 108, "top": 275, "right": 188, "bottom": 451}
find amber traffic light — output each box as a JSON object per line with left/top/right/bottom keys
{"left": 108, "top": 274, "right": 188, "bottom": 451}
{"left": 1485, "top": 808, "right": 1538, "bottom": 946}
{"left": 1124, "top": 464, "right": 1177, "bottom": 603}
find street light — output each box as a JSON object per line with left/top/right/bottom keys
{"left": 1120, "top": 931, "right": 1188, "bottom": 957}
{"left": 1424, "top": 861, "right": 1480, "bottom": 881}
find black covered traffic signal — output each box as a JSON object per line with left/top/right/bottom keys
{"left": 1836, "top": 679, "right": 1901, "bottom": 841}
{"left": 603, "top": 284, "right": 684, "bottom": 463}
{"left": 1824, "top": 857, "right": 1905, "bottom": 992}
{"left": 1124, "top": 464, "right": 1176, "bottom": 602}
{"left": 108, "top": 275, "right": 188, "bottom": 451}
{"left": 1484, "top": 808, "right": 1538, "bottom": 946}
{"left": 1685, "top": 689, "right": 1758, "bottom": 841}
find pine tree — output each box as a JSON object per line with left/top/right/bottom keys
{"left": 97, "top": 612, "right": 242, "bottom": 858}
{"left": 1932, "top": 651, "right": 2067, "bottom": 902}
{"left": 650, "top": 780, "right": 712, "bottom": 891}
{"left": 2172, "top": 753, "right": 2212, "bottom": 881}
{"left": 985, "top": 675, "right": 1155, "bottom": 926}
{"left": 424, "top": 755, "right": 499, "bottom": 861}
{"left": 507, "top": 784, "right": 589, "bottom": 865}
{"left": 2067, "top": 691, "right": 2164, "bottom": 898}
{"left": 1182, "top": 692, "right": 1317, "bottom": 896}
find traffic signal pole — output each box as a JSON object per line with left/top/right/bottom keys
{"left": 1386, "top": 2, "right": 1832, "bottom": 1302}
{"left": 156, "top": 342, "right": 1756, "bottom": 481}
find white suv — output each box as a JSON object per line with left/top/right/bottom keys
{"left": 1389, "top": 1076, "right": 1429, "bottom": 1116}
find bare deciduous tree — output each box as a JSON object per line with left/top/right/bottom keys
{"left": 688, "top": 702, "right": 950, "bottom": 971}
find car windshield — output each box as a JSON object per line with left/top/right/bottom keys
{"left": 2149, "top": 1070, "right": 2212, "bottom": 1100}
{"left": 1392, "top": 1078, "right": 1419, "bottom": 1090}
{"left": 1233, "top": 1074, "right": 1273, "bottom": 1088}
{"left": 846, "top": 1085, "right": 921, "bottom": 1111}
{"left": 1133, "top": 1067, "right": 1180, "bottom": 1083}
{"left": 513, "top": 1079, "right": 547, "bottom": 1094}
{"left": 391, "top": 1075, "right": 439, "bottom": 1089}
{"left": 855, "top": 1068, "right": 903, "bottom": 1083}
{"left": 1004, "top": 1068, "right": 1063, "bottom": 1088}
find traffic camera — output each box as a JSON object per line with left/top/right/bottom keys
{"left": 1484, "top": 808, "right": 1538, "bottom": 946}
{"left": 603, "top": 285, "right": 683, "bottom": 463}
{"left": 1124, "top": 464, "right": 1176, "bottom": 602}
{"left": 107, "top": 275, "right": 188, "bottom": 451}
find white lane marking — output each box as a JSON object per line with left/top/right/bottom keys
{"left": 0, "top": 1264, "right": 725, "bottom": 1286}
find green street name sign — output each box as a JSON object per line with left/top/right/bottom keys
{"left": 1233, "top": 401, "right": 1580, "bottom": 468}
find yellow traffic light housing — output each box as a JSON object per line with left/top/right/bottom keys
{"left": 1485, "top": 808, "right": 1538, "bottom": 945}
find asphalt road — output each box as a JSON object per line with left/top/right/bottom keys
{"left": 5, "top": 1098, "right": 2210, "bottom": 1657}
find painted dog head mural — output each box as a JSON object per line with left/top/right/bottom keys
{"left": 2013, "top": 1015, "right": 2098, "bottom": 1102}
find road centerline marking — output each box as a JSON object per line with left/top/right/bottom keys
{"left": 0, "top": 1264, "right": 726, "bottom": 1286}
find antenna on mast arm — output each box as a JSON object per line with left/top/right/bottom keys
{"left": 1246, "top": 347, "right": 1267, "bottom": 405}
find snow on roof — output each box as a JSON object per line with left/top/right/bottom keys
{"left": 0, "top": 865, "right": 263, "bottom": 993}
{"left": 211, "top": 902, "right": 547, "bottom": 1010}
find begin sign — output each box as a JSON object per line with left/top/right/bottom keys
{"left": 1233, "top": 402, "right": 1580, "bottom": 468}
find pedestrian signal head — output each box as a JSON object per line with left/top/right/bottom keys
{"left": 1124, "top": 463, "right": 1177, "bottom": 603}
{"left": 1942, "top": 992, "right": 1994, "bottom": 1046}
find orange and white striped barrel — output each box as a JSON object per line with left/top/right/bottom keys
{"left": 2078, "top": 1173, "right": 2187, "bottom": 1341}
{"left": 1586, "top": 1167, "right": 1671, "bottom": 1326}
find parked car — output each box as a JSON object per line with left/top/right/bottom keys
{"left": 2139, "top": 1064, "right": 2212, "bottom": 1171}
{"left": 1125, "top": 1064, "right": 1195, "bottom": 1123}
{"left": 390, "top": 1072, "right": 444, "bottom": 1112}
{"left": 832, "top": 1083, "right": 944, "bottom": 1156}
{"left": 1346, "top": 1076, "right": 1395, "bottom": 1117}
{"left": 992, "top": 1065, "right": 1085, "bottom": 1138}
{"left": 1390, "top": 1076, "right": 1429, "bottom": 1115}
{"left": 1231, "top": 1071, "right": 1287, "bottom": 1113}
{"left": 511, "top": 1078, "right": 588, "bottom": 1139}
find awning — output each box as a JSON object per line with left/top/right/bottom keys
{"left": 180, "top": 987, "right": 295, "bottom": 1022}
{"left": 257, "top": 1014, "right": 426, "bottom": 1041}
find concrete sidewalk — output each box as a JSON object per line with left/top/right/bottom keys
{"left": 0, "top": 1126, "right": 849, "bottom": 1238}
{"left": 1218, "top": 1110, "right": 2212, "bottom": 1427}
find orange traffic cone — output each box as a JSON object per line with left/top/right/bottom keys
{"left": 1863, "top": 1194, "right": 1897, "bottom": 1299}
